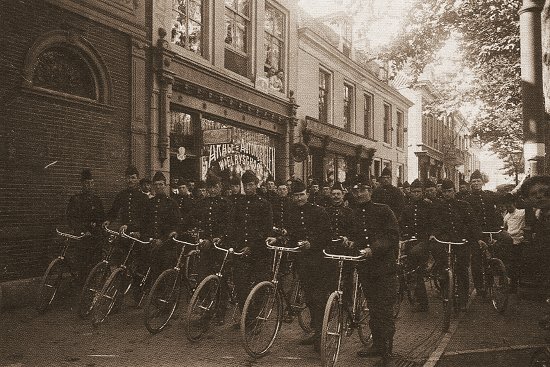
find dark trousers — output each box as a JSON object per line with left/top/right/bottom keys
{"left": 358, "top": 271, "right": 398, "bottom": 346}
{"left": 432, "top": 242, "right": 471, "bottom": 306}
{"left": 73, "top": 236, "right": 102, "bottom": 285}
{"left": 233, "top": 256, "right": 271, "bottom": 310}
{"left": 499, "top": 244, "right": 523, "bottom": 293}
{"left": 296, "top": 258, "right": 331, "bottom": 334}
{"left": 471, "top": 241, "right": 484, "bottom": 292}
{"left": 406, "top": 241, "right": 430, "bottom": 307}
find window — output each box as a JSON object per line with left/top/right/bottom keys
{"left": 396, "top": 110, "right": 404, "bottom": 148}
{"left": 383, "top": 102, "right": 392, "bottom": 144}
{"left": 171, "top": 0, "right": 204, "bottom": 55}
{"left": 319, "top": 69, "right": 330, "bottom": 124}
{"left": 343, "top": 83, "right": 353, "bottom": 131}
{"left": 264, "top": 3, "right": 285, "bottom": 93}
{"left": 225, "top": 0, "right": 250, "bottom": 77}
{"left": 364, "top": 93, "right": 373, "bottom": 139}
{"left": 33, "top": 46, "right": 96, "bottom": 100}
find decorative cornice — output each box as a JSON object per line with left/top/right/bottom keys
{"left": 172, "top": 80, "right": 292, "bottom": 126}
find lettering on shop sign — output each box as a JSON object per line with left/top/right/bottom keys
{"left": 207, "top": 143, "right": 276, "bottom": 178}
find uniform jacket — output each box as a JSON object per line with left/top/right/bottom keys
{"left": 465, "top": 190, "right": 502, "bottom": 231}
{"left": 400, "top": 198, "right": 433, "bottom": 241}
{"left": 192, "top": 195, "right": 230, "bottom": 240}
{"left": 350, "top": 200, "right": 400, "bottom": 277}
{"left": 142, "top": 195, "right": 181, "bottom": 241}
{"left": 106, "top": 188, "right": 148, "bottom": 232}
{"left": 176, "top": 194, "right": 195, "bottom": 231}
{"left": 272, "top": 196, "right": 291, "bottom": 230}
{"left": 431, "top": 198, "right": 482, "bottom": 244}
{"left": 372, "top": 184, "right": 405, "bottom": 218}
{"left": 285, "top": 202, "right": 331, "bottom": 260}
{"left": 67, "top": 192, "right": 105, "bottom": 234}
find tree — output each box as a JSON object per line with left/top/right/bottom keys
{"left": 378, "top": 0, "right": 523, "bottom": 174}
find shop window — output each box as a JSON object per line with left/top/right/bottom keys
{"left": 383, "top": 102, "right": 392, "bottom": 145}
{"left": 225, "top": 0, "right": 250, "bottom": 77}
{"left": 373, "top": 159, "right": 381, "bottom": 179}
{"left": 344, "top": 83, "right": 353, "bottom": 131}
{"left": 171, "top": 0, "right": 205, "bottom": 56}
{"left": 396, "top": 109, "right": 404, "bottom": 148}
{"left": 264, "top": 3, "right": 285, "bottom": 93}
{"left": 32, "top": 46, "right": 97, "bottom": 100}
{"left": 170, "top": 111, "right": 195, "bottom": 149}
{"left": 364, "top": 93, "right": 373, "bottom": 139}
{"left": 319, "top": 69, "right": 331, "bottom": 124}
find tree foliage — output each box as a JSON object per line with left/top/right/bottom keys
{"left": 378, "top": 0, "right": 522, "bottom": 175}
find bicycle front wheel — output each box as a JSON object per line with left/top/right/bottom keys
{"left": 241, "top": 281, "right": 283, "bottom": 358}
{"left": 530, "top": 347, "right": 550, "bottom": 367}
{"left": 292, "top": 281, "right": 312, "bottom": 333}
{"left": 321, "top": 291, "right": 344, "bottom": 367}
{"left": 78, "top": 261, "right": 110, "bottom": 318}
{"left": 92, "top": 268, "right": 125, "bottom": 327}
{"left": 393, "top": 271, "right": 405, "bottom": 319}
{"left": 36, "top": 258, "right": 67, "bottom": 312}
{"left": 144, "top": 268, "right": 181, "bottom": 334}
{"left": 356, "top": 284, "right": 372, "bottom": 346}
{"left": 442, "top": 269, "right": 454, "bottom": 332}
{"left": 185, "top": 274, "right": 220, "bottom": 341}
{"left": 487, "top": 258, "right": 510, "bottom": 313}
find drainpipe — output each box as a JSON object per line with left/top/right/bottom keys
{"left": 520, "top": 0, "right": 546, "bottom": 175}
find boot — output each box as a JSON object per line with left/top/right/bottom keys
{"left": 299, "top": 332, "right": 319, "bottom": 345}
{"left": 357, "top": 341, "right": 383, "bottom": 357}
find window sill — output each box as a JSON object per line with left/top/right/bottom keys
{"left": 382, "top": 142, "right": 393, "bottom": 149}
{"left": 21, "top": 86, "right": 115, "bottom": 113}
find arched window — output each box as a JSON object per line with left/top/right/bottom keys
{"left": 33, "top": 46, "right": 97, "bottom": 100}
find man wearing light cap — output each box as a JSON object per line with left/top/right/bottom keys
{"left": 350, "top": 174, "right": 400, "bottom": 361}
{"left": 66, "top": 169, "right": 105, "bottom": 284}
{"left": 464, "top": 169, "right": 502, "bottom": 297}
{"left": 372, "top": 166, "right": 405, "bottom": 218}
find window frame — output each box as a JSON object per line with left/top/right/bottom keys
{"left": 343, "top": 82, "right": 354, "bottom": 132}
{"left": 363, "top": 92, "right": 374, "bottom": 139}
{"left": 383, "top": 102, "right": 392, "bottom": 145}
{"left": 396, "top": 109, "right": 404, "bottom": 149}
{"left": 319, "top": 68, "right": 332, "bottom": 124}
{"left": 170, "top": 0, "right": 206, "bottom": 57}
{"left": 264, "top": 1, "right": 287, "bottom": 92}
{"left": 224, "top": 0, "right": 251, "bottom": 77}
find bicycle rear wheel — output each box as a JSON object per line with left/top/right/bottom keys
{"left": 36, "top": 258, "right": 67, "bottom": 312}
{"left": 92, "top": 268, "right": 125, "bottom": 327}
{"left": 292, "top": 281, "right": 312, "bottom": 333}
{"left": 185, "top": 274, "right": 220, "bottom": 341}
{"left": 442, "top": 269, "right": 454, "bottom": 332}
{"left": 241, "top": 281, "right": 283, "bottom": 358}
{"left": 144, "top": 268, "right": 181, "bottom": 334}
{"left": 487, "top": 258, "right": 510, "bottom": 313}
{"left": 356, "top": 284, "right": 372, "bottom": 346}
{"left": 530, "top": 347, "right": 550, "bottom": 367}
{"left": 78, "top": 261, "right": 110, "bottom": 318}
{"left": 321, "top": 291, "right": 344, "bottom": 367}
{"left": 393, "top": 271, "right": 405, "bottom": 319}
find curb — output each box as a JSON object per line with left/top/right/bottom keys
{"left": 0, "top": 277, "right": 40, "bottom": 312}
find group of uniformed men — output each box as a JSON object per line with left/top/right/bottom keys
{"left": 66, "top": 163, "right": 519, "bottom": 365}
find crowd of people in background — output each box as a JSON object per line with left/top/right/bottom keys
{"left": 64, "top": 164, "right": 550, "bottom": 364}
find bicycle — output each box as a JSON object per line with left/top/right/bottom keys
{"left": 240, "top": 239, "right": 303, "bottom": 358}
{"left": 78, "top": 224, "right": 117, "bottom": 318}
{"left": 36, "top": 229, "right": 88, "bottom": 313}
{"left": 480, "top": 230, "right": 510, "bottom": 313}
{"left": 143, "top": 231, "right": 200, "bottom": 334}
{"left": 432, "top": 236, "right": 467, "bottom": 332}
{"left": 394, "top": 236, "right": 419, "bottom": 318}
{"left": 91, "top": 226, "right": 152, "bottom": 327}
{"left": 320, "top": 246, "right": 371, "bottom": 367}
{"left": 185, "top": 238, "right": 246, "bottom": 341}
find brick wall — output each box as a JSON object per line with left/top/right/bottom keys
{"left": 0, "top": 1, "right": 134, "bottom": 281}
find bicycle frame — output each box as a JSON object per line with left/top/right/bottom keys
{"left": 55, "top": 228, "right": 88, "bottom": 261}
{"left": 265, "top": 241, "right": 302, "bottom": 290}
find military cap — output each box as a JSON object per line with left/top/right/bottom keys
{"left": 241, "top": 170, "right": 258, "bottom": 184}
{"left": 81, "top": 168, "right": 93, "bottom": 181}
{"left": 195, "top": 180, "right": 206, "bottom": 189}
{"left": 403, "top": 181, "right": 410, "bottom": 189}
{"left": 125, "top": 165, "right": 139, "bottom": 176}
{"left": 351, "top": 174, "right": 370, "bottom": 189}
{"left": 470, "top": 169, "right": 483, "bottom": 181}
{"left": 410, "top": 179, "right": 423, "bottom": 189}
{"left": 152, "top": 171, "right": 167, "bottom": 183}
{"left": 205, "top": 174, "right": 221, "bottom": 187}
{"left": 229, "top": 176, "right": 241, "bottom": 186}
{"left": 441, "top": 179, "right": 455, "bottom": 190}
{"left": 424, "top": 180, "right": 436, "bottom": 189}
{"left": 311, "top": 179, "right": 319, "bottom": 186}
{"left": 290, "top": 180, "right": 307, "bottom": 194}
{"left": 139, "top": 177, "right": 151, "bottom": 185}
{"left": 331, "top": 182, "right": 345, "bottom": 191}
{"left": 437, "top": 178, "right": 443, "bottom": 185}
{"left": 381, "top": 167, "right": 392, "bottom": 177}
{"left": 459, "top": 179, "right": 468, "bottom": 186}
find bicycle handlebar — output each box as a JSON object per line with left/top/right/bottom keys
{"left": 172, "top": 235, "right": 201, "bottom": 247}
{"left": 399, "top": 236, "right": 417, "bottom": 245}
{"left": 323, "top": 249, "right": 367, "bottom": 261}
{"left": 56, "top": 228, "right": 88, "bottom": 240}
{"left": 265, "top": 239, "right": 302, "bottom": 252}
{"left": 102, "top": 224, "right": 120, "bottom": 236}
{"left": 482, "top": 230, "right": 502, "bottom": 235}
{"left": 213, "top": 240, "right": 247, "bottom": 256}
{"left": 432, "top": 237, "right": 467, "bottom": 245}
{"left": 120, "top": 226, "right": 152, "bottom": 244}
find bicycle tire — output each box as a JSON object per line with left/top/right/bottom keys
{"left": 185, "top": 274, "right": 220, "bottom": 341}
{"left": 393, "top": 271, "right": 405, "bottom": 319}
{"left": 36, "top": 258, "right": 67, "bottom": 313}
{"left": 91, "top": 268, "right": 125, "bottom": 327}
{"left": 78, "top": 261, "right": 110, "bottom": 318}
{"left": 487, "top": 258, "right": 510, "bottom": 313}
{"left": 144, "top": 268, "right": 181, "bottom": 334}
{"left": 356, "top": 284, "right": 372, "bottom": 346}
{"left": 442, "top": 269, "right": 454, "bottom": 332}
{"left": 321, "top": 291, "right": 343, "bottom": 367}
{"left": 184, "top": 253, "right": 200, "bottom": 293}
{"left": 530, "top": 347, "right": 550, "bottom": 367}
{"left": 405, "top": 270, "right": 418, "bottom": 305}
{"left": 293, "top": 281, "right": 312, "bottom": 333}
{"left": 241, "top": 281, "right": 283, "bottom": 358}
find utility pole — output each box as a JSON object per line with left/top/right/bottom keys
{"left": 519, "top": 0, "right": 546, "bottom": 176}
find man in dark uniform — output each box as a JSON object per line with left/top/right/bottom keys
{"left": 465, "top": 169, "right": 502, "bottom": 297}
{"left": 424, "top": 179, "right": 441, "bottom": 205}
{"left": 399, "top": 179, "right": 432, "bottom": 312}
{"left": 272, "top": 181, "right": 291, "bottom": 230}
{"left": 142, "top": 171, "right": 181, "bottom": 283}
{"left": 273, "top": 180, "right": 331, "bottom": 351}
{"left": 229, "top": 170, "right": 273, "bottom": 312}
{"left": 372, "top": 167, "right": 405, "bottom": 218}
{"left": 402, "top": 181, "right": 411, "bottom": 204}
{"left": 350, "top": 175, "right": 399, "bottom": 362}
{"left": 455, "top": 179, "right": 470, "bottom": 201}
{"left": 318, "top": 181, "right": 332, "bottom": 207}
{"left": 103, "top": 165, "right": 149, "bottom": 264}
{"left": 66, "top": 169, "right": 105, "bottom": 284}
{"left": 431, "top": 179, "right": 485, "bottom": 310}
{"left": 228, "top": 176, "right": 243, "bottom": 207}
{"left": 175, "top": 178, "right": 195, "bottom": 232}
{"left": 307, "top": 179, "right": 321, "bottom": 204}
